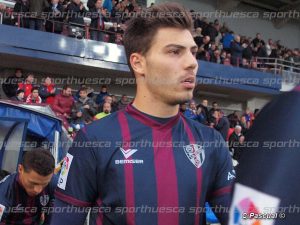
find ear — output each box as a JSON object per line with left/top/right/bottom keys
{"left": 18, "top": 164, "right": 23, "bottom": 174}
{"left": 129, "top": 53, "right": 145, "bottom": 77}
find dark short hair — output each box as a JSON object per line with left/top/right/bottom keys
{"left": 31, "top": 87, "right": 39, "bottom": 93}
{"left": 62, "top": 85, "right": 71, "bottom": 90}
{"left": 79, "top": 87, "right": 88, "bottom": 93}
{"left": 16, "top": 89, "right": 24, "bottom": 95}
{"left": 22, "top": 148, "right": 55, "bottom": 176}
{"left": 123, "top": 2, "right": 193, "bottom": 73}
{"left": 0, "top": 170, "right": 10, "bottom": 180}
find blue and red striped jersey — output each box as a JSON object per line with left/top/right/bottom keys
{"left": 0, "top": 173, "right": 57, "bottom": 225}
{"left": 55, "top": 103, "right": 234, "bottom": 225}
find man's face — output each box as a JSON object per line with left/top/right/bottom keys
{"left": 15, "top": 70, "right": 22, "bottom": 78}
{"left": 134, "top": 28, "right": 198, "bottom": 105}
{"left": 63, "top": 88, "right": 72, "bottom": 96}
{"left": 18, "top": 92, "right": 25, "bottom": 99}
{"left": 190, "top": 102, "right": 196, "bottom": 110}
{"left": 105, "top": 96, "right": 112, "bottom": 104}
{"left": 45, "top": 77, "right": 52, "bottom": 85}
{"left": 213, "top": 103, "right": 218, "bottom": 109}
{"left": 122, "top": 95, "right": 128, "bottom": 102}
{"left": 32, "top": 90, "right": 39, "bottom": 98}
{"left": 95, "top": 0, "right": 102, "bottom": 9}
{"left": 103, "top": 103, "right": 111, "bottom": 114}
{"left": 202, "top": 100, "right": 208, "bottom": 107}
{"left": 27, "top": 75, "right": 34, "bottom": 84}
{"left": 79, "top": 90, "right": 88, "bottom": 99}
{"left": 18, "top": 165, "right": 53, "bottom": 197}
{"left": 101, "top": 87, "right": 107, "bottom": 93}
{"left": 52, "top": 0, "right": 59, "bottom": 4}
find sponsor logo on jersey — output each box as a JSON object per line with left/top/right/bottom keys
{"left": 58, "top": 153, "right": 74, "bottom": 190}
{"left": 228, "top": 169, "right": 236, "bottom": 181}
{"left": 120, "top": 148, "right": 138, "bottom": 159}
{"left": 0, "top": 204, "right": 5, "bottom": 221}
{"left": 40, "top": 195, "right": 50, "bottom": 206}
{"left": 229, "top": 183, "right": 280, "bottom": 225}
{"left": 183, "top": 144, "right": 205, "bottom": 168}
{"left": 115, "top": 147, "right": 143, "bottom": 165}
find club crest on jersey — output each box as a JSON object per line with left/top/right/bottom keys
{"left": 40, "top": 195, "right": 50, "bottom": 206}
{"left": 183, "top": 144, "right": 205, "bottom": 168}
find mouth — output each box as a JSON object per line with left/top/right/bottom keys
{"left": 181, "top": 76, "right": 195, "bottom": 89}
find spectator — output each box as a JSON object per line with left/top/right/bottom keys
{"left": 230, "top": 35, "right": 244, "bottom": 66}
{"left": 44, "top": 0, "right": 65, "bottom": 34}
{"left": 242, "top": 40, "right": 253, "bottom": 61}
{"left": 108, "top": 22, "right": 123, "bottom": 44}
{"left": 228, "top": 125, "right": 244, "bottom": 160}
{"left": 102, "top": 0, "right": 112, "bottom": 13}
{"left": 18, "top": 73, "right": 34, "bottom": 99}
{"left": 193, "top": 27, "right": 203, "bottom": 47}
{"left": 213, "top": 110, "right": 230, "bottom": 141}
{"left": 251, "top": 33, "right": 265, "bottom": 48}
{"left": 209, "top": 101, "right": 219, "bottom": 117}
{"left": 71, "top": 87, "right": 97, "bottom": 129}
{"left": 197, "top": 99, "right": 210, "bottom": 125}
{"left": 10, "top": 89, "right": 25, "bottom": 102}
{"left": 2, "top": 68, "right": 24, "bottom": 98}
{"left": 28, "top": 0, "right": 49, "bottom": 30}
{"left": 241, "top": 58, "right": 249, "bottom": 69}
{"left": 110, "top": 94, "right": 119, "bottom": 112}
{"left": 26, "top": 87, "right": 42, "bottom": 103}
{"left": 94, "top": 102, "right": 111, "bottom": 120}
{"left": 13, "top": 0, "right": 29, "bottom": 28}
{"left": 67, "top": 0, "right": 87, "bottom": 38}
{"left": 39, "top": 77, "right": 56, "bottom": 104}
{"left": 117, "top": 94, "right": 129, "bottom": 110}
{"left": 223, "top": 57, "right": 232, "bottom": 66}
{"left": 95, "top": 85, "right": 109, "bottom": 106}
{"left": 203, "top": 21, "right": 218, "bottom": 43}
{"left": 222, "top": 31, "right": 234, "bottom": 52}
{"left": 179, "top": 103, "right": 187, "bottom": 114}
{"left": 211, "top": 49, "right": 221, "bottom": 64}
{"left": 239, "top": 115, "right": 248, "bottom": 134}
{"left": 51, "top": 85, "right": 74, "bottom": 121}
{"left": 90, "top": 0, "right": 108, "bottom": 42}
{"left": 184, "top": 100, "right": 197, "bottom": 120}
{"left": 227, "top": 110, "right": 240, "bottom": 128}
{"left": 265, "top": 39, "right": 273, "bottom": 57}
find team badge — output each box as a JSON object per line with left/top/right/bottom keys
{"left": 183, "top": 144, "right": 205, "bottom": 168}
{"left": 40, "top": 195, "right": 50, "bottom": 206}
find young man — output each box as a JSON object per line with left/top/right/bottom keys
{"left": 0, "top": 149, "right": 57, "bottom": 225}
{"left": 26, "top": 87, "right": 42, "bottom": 104}
{"left": 18, "top": 73, "right": 35, "bottom": 99}
{"left": 2, "top": 69, "right": 24, "bottom": 98}
{"left": 51, "top": 85, "right": 74, "bottom": 120}
{"left": 51, "top": 3, "right": 234, "bottom": 225}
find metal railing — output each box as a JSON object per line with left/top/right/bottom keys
{"left": 255, "top": 57, "right": 300, "bottom": 75}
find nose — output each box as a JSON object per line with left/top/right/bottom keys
{"left": 33, "top": 185, "right": 43, "bottom": 195}
{"left": 184, "top": 51, "right": 198, "bottom": 72}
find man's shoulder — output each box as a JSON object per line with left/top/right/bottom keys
{"left": 0, "top": 173, "right": 16, "bottom": 202}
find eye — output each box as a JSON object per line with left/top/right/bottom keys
{"left": 191, "top": 51, "right": 197, "bottom": 57}
{"left": 168, "top": 49, "right": 181, "bottom": 55}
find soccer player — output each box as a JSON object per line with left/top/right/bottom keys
{"left": 0, "top": 149, "right": 57, "bottom": 225}
{"left": 51, "top": 3, "right": 234, "bottom": 225}
{"left": 229, "top": 86, "right": 300, "bottom": 225}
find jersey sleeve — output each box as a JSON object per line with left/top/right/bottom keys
{"left": 0, "top": 175, "right": 13, "bottom": 222}
{"left": 55, "top": 129, "right": 98, "bottom": 207}
{"left": 208, "top": 132, "right": 235, "bottom": 225}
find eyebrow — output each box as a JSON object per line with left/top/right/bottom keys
{"left": 164, "top": 44, "right": 198, "bottom": 51}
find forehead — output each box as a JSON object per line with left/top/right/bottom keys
{"left": 149, "top": 27, "right": 196, "bottom": 52}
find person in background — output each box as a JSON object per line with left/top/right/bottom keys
{"left": 94, "top": 102, "right": 111, "bottom": 120}
{"left": 39, "top": 77, "right": 56, "bottom": 104}
{"left": 95, "top": 85, "right": 109, "bottom": 106}
{"left": 117, "top": 94, "right": 129, "bottom": 110}
{"left": 2, "top": 69, "right": 24, "bottom": 99}
{"left": 18, "top": 73, "right": 34, "bottom": 99}
{"left": 26, "top": 87, "right": 42, "bottom": 103}
{"left": 10, "top": 89, "right": 25, "bottom": 102}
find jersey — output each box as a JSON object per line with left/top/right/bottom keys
{"left": 0, "top": 173, "right": 57, "bottom": 225}
{"left": 55, "top": 103, "right": 234, "bottom": 225}
{"left": 229, "top": 87, "right": 300, "bottom": 225}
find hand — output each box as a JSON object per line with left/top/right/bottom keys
{"left": 80, "top": 4, "right": 83, "bottom": 10}
{"left": 63, "top": 113, "right": 70, "bottom": 118}
{"left": 83, "top": 105, "right": 90, "bottom": 109}
{"left": 76, "top": 112, "right": 83, "bottom": 117}
{"left": 51, "top": 88, "right": 56, "bottom": 94}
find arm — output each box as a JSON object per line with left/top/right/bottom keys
{"left": 208, "top": 133, "right": 235, "bottom": 225}
{"left": 51, "top": 96, "right": 64, "bottom": 114}
{"left": 50, "top": 131, "right": 98, "bottom": 224}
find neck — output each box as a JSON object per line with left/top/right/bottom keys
{"left": 132, "top": 88, "right": 179, "bottom": 118}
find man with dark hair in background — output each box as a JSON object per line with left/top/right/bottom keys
{"left": 51, "top": 3, "right": 234, "bottom": 225}
{"left": 0, "top": 148, "right": 57, "bottom": 224}
{"left": 2, "top": 69, "right": 24, "bottom": 99}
